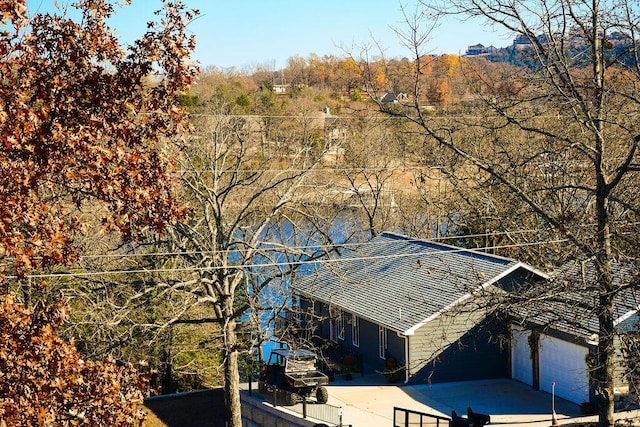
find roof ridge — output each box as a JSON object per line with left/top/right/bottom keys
{"left": 378, "top": 231, "right": 518, "bottom": 265}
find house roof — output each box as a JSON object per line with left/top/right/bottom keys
{"left": 380, "top": 92, "right": 406, "bottom": 103}
{"left": 511, "top": 260, "right": 639, "bottom": 340}
{"left": 293, "top": 232, "right": 547, "bottom": 335}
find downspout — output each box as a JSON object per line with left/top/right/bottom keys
{"left": 395, "top": 330, "right": 410, "bottom": 384}
{"left": 404, "top": 334, "right": 410, "bottom": 384}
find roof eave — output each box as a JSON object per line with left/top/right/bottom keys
{"left": 614, "top": 309, "right": 638, "bottom": 327}
{"left": 403, "top": 262, "right": 547, "bottom": 335}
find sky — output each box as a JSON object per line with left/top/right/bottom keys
{"left": 26, "top": 0, "right": 515, "bottom": 70}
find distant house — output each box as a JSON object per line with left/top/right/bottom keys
{"left": 273, "top": 84, "right": 289, "bottom": 94}
{"left": 465, "top": 44, "right": 497, "bottom": 56}
{"left": 513, "top": 35, "right": 532, "bottom": 50}
{"left": 292, "top": 232, "right": 547, "bottom": 384}
{"left": 322, "top": 106, "right": 347, "bottom": 142}
{"left": 608, "top": 31, "right": 632, "bottom": 46}
{"left": 379, "top": 92, "right": 408, "bottom": 105}
{"left": 510, "top": 260, "right": 639, "bottom": 406}
{"left": 511, "top": 29, "right": 631, "bottom": 51}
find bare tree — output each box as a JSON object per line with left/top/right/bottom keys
{"left": 63, "top": 103, "right": 347, "bottom": 425}
{"left": 340, "top": 116, "right": 401, "bottom": 237}
{"left": 60, "top": 239, "right": 226, "bottom": 393}
{"left": 113, "top": 101, "right": 348, "bottom": 426}
{"left": 368, "top": 1, "right": 640, "bottom": 425}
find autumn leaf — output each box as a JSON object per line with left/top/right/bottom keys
{"left": 0, "top": 0, "right": 197, "bottom": 424}
{"left": 0, "top": 294, "right": 149, "bottom": 426}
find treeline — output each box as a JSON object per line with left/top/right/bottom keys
{"left": 183, "top": 33, "right": 639, "bottom": 114}
{"left": 182, "top": 54, "right": 526, "bottom": 114}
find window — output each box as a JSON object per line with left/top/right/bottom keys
{"left": 337, "top": 311, "right": 345, "bottom": 341}
{"left": 379, "top": 326, "right": 388, "bottom": 359}
{"left": 352, "top": 315, "right": 360, "bottom": 347}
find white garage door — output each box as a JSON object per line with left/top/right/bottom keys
{"left": 511, "top": 325, "right": 533, "bottom": 386}
{"left": 539, "top": 334, "right": 589, "bottom": 404}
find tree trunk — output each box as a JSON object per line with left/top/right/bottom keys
{"left": 596, "top": 290, "right": 616, "bottom": 426}
{"left": 591, "top": 2, "right": 615, "bottom": 422}
{"left": 594, "top": 181, "right": 615, "bottom": 426}
{"left": 593, "top": 170, "right": 616, "bottom": 427}
{"left": 223, "top": 297, "right": 242, "bottom": 427}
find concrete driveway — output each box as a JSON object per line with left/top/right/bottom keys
{"left": 325, "top": 376, "right": 589, "bottom": 426}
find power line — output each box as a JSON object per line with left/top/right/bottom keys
{"left": 64, "top": 227, "right": 560, "bottom": 260}
{"left": 8, "top": 237, "right": 571, "bottom": 280}
{"left": 3, "top": 211, "right": 637, "bottom": 278}
{"left": 186, "top": 112, "right": 593, "bottom": 120}
{"left": 68, "top": 219, "right": 640, "bottom": 261}
{"left": 12, "top": 215, "right": 640, "bottom": 280}
{"left": 176, "top": 166, "right": 420, "bottom": 174}
{"left": 172, "top": 155, "right": 639, "bottom": 175}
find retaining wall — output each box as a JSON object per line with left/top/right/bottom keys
{"left": 241, "top": 391, "right": 330, "bottom": 427}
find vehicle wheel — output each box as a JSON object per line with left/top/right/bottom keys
{"left": 285, "top": 392, "right": 299, "bottom": 406}
{"left": 316, "top": 386, "right": 329, "bottom": 404}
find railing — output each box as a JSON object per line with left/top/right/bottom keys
{"left": 393, "top": 406, "right": 451, "bottom": 427}
{"left": 289, "top": 400, "right": 343, "bottom": 426}
{"left": 254, "top": 383, "right": 342, "bottom": 426}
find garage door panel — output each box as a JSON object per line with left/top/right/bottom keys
{"left": 511, "top": 325, "right": 533, "bottom": 386}
{"left": 539, "top": 334, "right": 589, "bottom": 404}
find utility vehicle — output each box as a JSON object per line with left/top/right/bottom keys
{"left": 259, "top": 348, "right": 329, "bottom": 405}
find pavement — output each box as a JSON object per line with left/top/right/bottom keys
{"left": 325, "top": 375, "right": 585, "bottom": 426}
{"left": 245, "top": 374, "right": 640, "bottom": 426}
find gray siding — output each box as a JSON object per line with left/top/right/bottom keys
{"left": 408, "top": 307, "right": 507, "bottom": 383}
{"left": 300, "top": 296, "right": 506, "bottom": 383}
{"left": 387, "top": 330, "right": 406, "bottom": 366}
{"left": 409, "top": 303, "right": 487, "bottom": 375}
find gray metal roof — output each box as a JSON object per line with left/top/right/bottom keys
{"left": 511, "top": 260, "right": 639, "bottom": 339}
{"left": 293, "top": 232, "right": 545, "bottom": 335}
